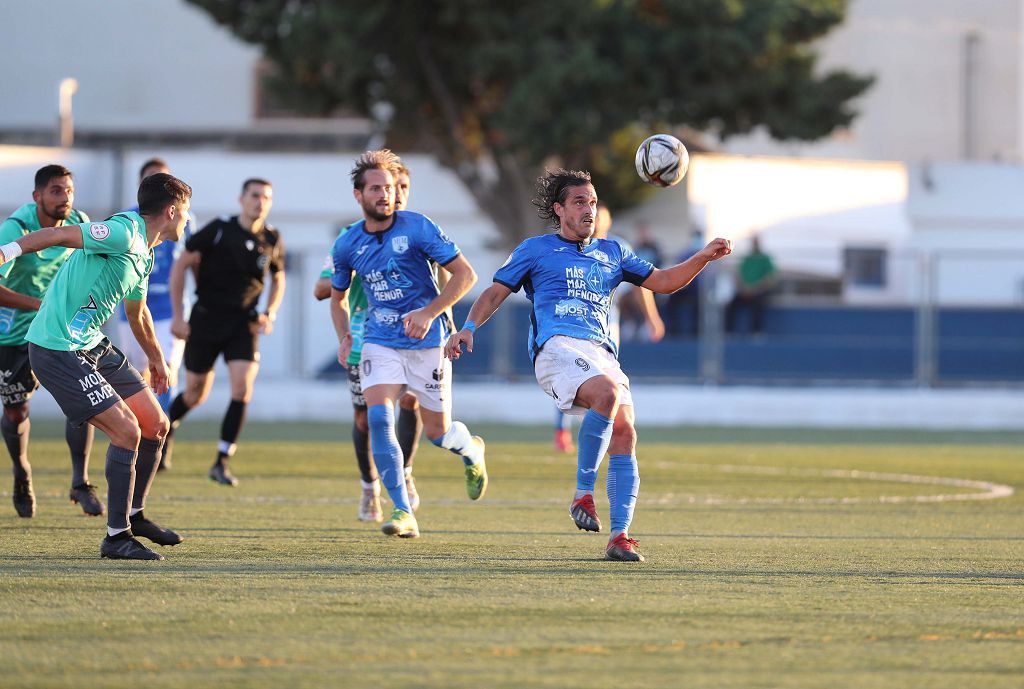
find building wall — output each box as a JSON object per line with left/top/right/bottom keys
{"left": 0, "top": 0, "right": 259, "bottom": 132}
{"left": 720, "top": 0, "right": 1021, "bottom": 163}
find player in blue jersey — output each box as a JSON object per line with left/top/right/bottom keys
{"left": 552, "top": 202, "right": 664, "bottom": 453}
{"left": 116, "top": 158, "right": 194, "bottom": 472}
{"left": 329, "top": 150, "right": 488, "bottom": 538}
{"left": 0, "top": 165, "right": 99, "bottom": 517}
{"left": 315, "top": 162, "right": 428, "bottom": 522}
{"left": 446, "top": 169, "right": 730, "bottom": 561}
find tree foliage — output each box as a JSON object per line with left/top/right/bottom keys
{"left": 186, "top": 0, "right": 872, "bottom": 245}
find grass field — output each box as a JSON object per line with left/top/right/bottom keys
{"left": 1, "top": 421, "right": 1022, "bottom": 688}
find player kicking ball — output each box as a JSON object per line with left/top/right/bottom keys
{"left": 446, "top": 169, "right": 730, "bottom": 561}
{"left": 0, "top": 173, "right": 192, "bottom": 560}
{"left": 329, "top": 150, "right": 488, "bottom": 538}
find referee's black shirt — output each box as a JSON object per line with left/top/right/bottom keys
{"left": 186, "top": 215, "right": 285, "bottom": 314}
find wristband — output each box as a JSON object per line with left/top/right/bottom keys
{"left": 0, "top": 242, "right": 22, "bottom": 262}
{"left": 463, "top": 320, "right": 477, "bottom": 333}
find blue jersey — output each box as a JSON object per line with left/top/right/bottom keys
{"left": 331, "top": 210, "right": 460, "bottom": 350}
{"left": 493, "top": 233, "right": 654, "bottom": 361}
{"left": 117, "top": 205, "right": 194, "bottom": 322}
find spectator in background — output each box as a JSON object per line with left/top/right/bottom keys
{"left": 725, "top": 235, "right": 777, "bottom": 336}
{"left": 665, "top": 230, "right": 706, "bottom": 338}
{"left": 631, "top": 220, "right": 663, "bottom": 267}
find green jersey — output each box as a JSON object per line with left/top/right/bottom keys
{"left": 321, "top": 225, "right": 367, "bottom": 365}
{"left": 27, "top": 212, "right": 154, "bottom": 351}
{"left": 739, "top": 252, "right": 776, "bottom": 288}
{"left": 0, "top": 203, "right": 89, "bottom": 345}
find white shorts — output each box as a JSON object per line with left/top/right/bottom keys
{"left": 359, "top": 342, "right": 451, "bottom": 413}
{"left": 117, "top": 319, "right": 185, "bottom": 380}
{"left": 534, "top": 335, "right": 632, "bottom": 415}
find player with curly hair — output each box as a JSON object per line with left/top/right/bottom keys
{"left": 447, "top": 168, "right": 731, "bottom": 561}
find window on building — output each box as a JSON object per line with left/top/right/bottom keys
{"left": 844, "top": 247, "right": 887, "bottom": 288}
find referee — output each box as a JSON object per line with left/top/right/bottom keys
{"left": 165, "top": 178, "right": 285, "bottom": 486}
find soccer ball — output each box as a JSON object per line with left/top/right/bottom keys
{"left": 635, "top": 134, "right": 689, "bottom": 188}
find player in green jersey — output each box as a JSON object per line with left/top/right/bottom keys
{"left": 0, "top": 165, "right": 99, "bottom": 518}
{"left": 314, "top": 162, "right": 427, "bottom": 522}
{"left": 0, "top": 173, "right": 193, "bottom": 560}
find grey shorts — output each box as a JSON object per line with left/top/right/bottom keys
{"left": 0, "top": 344, "right": 38, "bottom": 407}
{"left": 347, "top": 362, "right": 367, "bottom": 410}
{"left": 28, "top": 339, "right": 147, "bottom": 427}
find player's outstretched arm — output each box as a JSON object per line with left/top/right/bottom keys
{"left": 642, "top": 238, "right": 732, "bottom": 295}
{"left": 329, "top": 286, "right": 353, "bottom": 364}
{"left": 124, "top": 298, "right": 169, "bottom": 395}
{"left": 0, "top": 226, "right": 83, "bottom": 265}
{"left": 445, "top": 283, "right": 513, "bottom": 360}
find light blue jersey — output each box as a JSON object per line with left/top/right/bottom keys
{"left": 493, "top": 233, "right": 654, "bottom": 361}
{"left": 331, "top": 210, "right": 459, "bottom": 350}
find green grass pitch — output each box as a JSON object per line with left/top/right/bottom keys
{"left": 1, "top": 422, "right": 1022, "bottom": 688}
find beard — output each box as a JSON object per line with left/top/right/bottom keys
{"left": 41, "top": 200, "right": 72, "bottom": 221}
{"left": 363, "top": 198, "right": 393, "bottom": 222}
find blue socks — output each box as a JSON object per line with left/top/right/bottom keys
{"left": 576, "top": 410, "right": 613, "bottom": 491}
{"left": 607, "top": 454, "right": 640, "bottom": 534}
{"left": 367, "top": 404, "right": 410, "bottom": 513}
{"left": 430, "top": 420, "right": 481, "bottom": 466}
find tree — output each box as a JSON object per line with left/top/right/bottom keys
{"left": 186, "top": 0, "right": 872, "bottom": 246}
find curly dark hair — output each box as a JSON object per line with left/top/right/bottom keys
{"left": 532, "top": 168, "right": 592, "bottom": 228}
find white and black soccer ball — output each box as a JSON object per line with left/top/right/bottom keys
{"left": 635, "top": 134, "right": 689, "bottom": 188}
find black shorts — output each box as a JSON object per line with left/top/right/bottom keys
{"left": 347, "top": 362, "right": 366, "bottom": 410}
{"left": 183, "top": 306, "right": 259, "bottom": 373}
{"left": 28, "top": 339, "right": 147, "bottom": 427}
{"left": 0, "top": 343, "right": 37, "bottom": 406}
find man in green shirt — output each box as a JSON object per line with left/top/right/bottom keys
{"left": 0, "top": 165, "right": 99, "bottom": 518}
{"left": 0, "top": 172, "right": 193, "bottom": 561}
{"left": 725, "top": 235, "right": 777, "bottom": 336}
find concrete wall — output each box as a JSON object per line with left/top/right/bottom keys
{"left": 0, "top": 0, "right": 259, "bottom": 133}
{"left": 720, "top": 0, "right": 1021, "bottom": 163}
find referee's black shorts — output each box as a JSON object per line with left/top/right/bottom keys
{"left": 183, "top": 305, "right": 259, "bottom": 373}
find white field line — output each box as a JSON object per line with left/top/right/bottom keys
{"left": 5, "top": 464, "right": 1013, "bottom": 507}
{"left": 645, "top": 462, "right": 1015, "bottom": 505}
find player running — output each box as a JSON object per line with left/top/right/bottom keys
{"left": 329, "top": 150, "right": 488, "bottom": 538}
{"left": 0, "top": 172, "right": 192, "bottom": 560}
{"left": 314, "top": 161, "right": 426, "bottom": 522}
{"left": 446, "top": 169, "right": 730, "bottom": 561}
{"left": 0, "top": 165, "right": 100, "bottom": 517}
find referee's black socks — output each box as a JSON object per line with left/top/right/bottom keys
{"left": 216, "top": 400, "right": 247, "bottom": 465}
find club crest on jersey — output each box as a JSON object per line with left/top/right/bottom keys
{"left": 591, "top": 250, "right": 609, "bottom": 263}
{"left": 89, "top": 223, "right": 110, "bottom": 240}
{"left": 391, "top": 236, "right": 409, "bottom": 254}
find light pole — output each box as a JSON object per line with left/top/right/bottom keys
{"left": 58, "top": 77, "right": 78, "bottom": 148}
